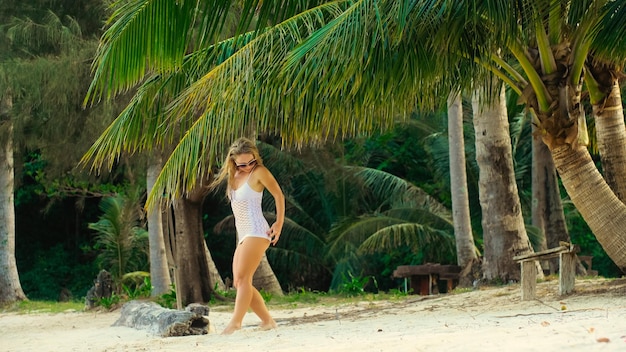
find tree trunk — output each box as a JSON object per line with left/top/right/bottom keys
{"left": 592, "top": 81, "right": 626, "bottom": 203}
{"left": 551, "top": 143, "right": 626, "bottom": 272}
{"left": 0, "top": 97, "right": 26, "bottom": 303}
{"left": 146, "top": 154, "right": 172, "bottom": 296}
{"left": 171, "top": 180, "right": 213, "bottom": 307}
{"left": 204, "top": 240, "right": 225, "bottom": 291}
{"left": 447, "top": 91, "right": 477, "bottom": 267}
{"left": 472, "top": 85, "right": 535, "bottom": 281}
{"left": 532, "top": 132, "right": 572, "bottom": 273}
{"left": 252, "top": 254, "right": 284, "bottom": 296}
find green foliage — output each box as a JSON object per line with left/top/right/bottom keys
{"left": 386, "top": 288, "right": 410, "bottom": 298}
{"left": 334, "top": 272, "right": 375, "bottom": 297}
{"left": 121, "top": 273, "right": 152, "bottom": 300}
{"left": 281, "top": 287, "right": 322, "bottom": 305}
{"left": 98, "top": 293, "right": 120, "bottom": 310}
{"left": 89, "top": 191, "right": 149, "bottom": 285}
{"left": 259, "top": 289, "right": 273, "bottom": 303}
{"left": 18, "top": 244, "right": 97, "bottom": 301}
{"left": 156, "top": 284, "right": 177, "bottom": 309}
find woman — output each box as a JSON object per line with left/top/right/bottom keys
{"left": 209, "top": 137, "right": 285, "bottom": 335}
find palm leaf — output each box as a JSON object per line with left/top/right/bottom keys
{"left": 326, "top": 215, "right": 405, "bottom": 261}
{"left": 86, "top": 0, "right": 199, "bottom": 103}
{"left": 352, "top": 167, "right": 452, "bottom": 220}
{"left": 358, "top": 223, "right": 455, "bottom": 260}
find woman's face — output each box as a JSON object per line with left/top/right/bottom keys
{"left": 233, "top": 153, "right": 257, "bottom": 173}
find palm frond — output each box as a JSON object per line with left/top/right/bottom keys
{"left": 86, "top": 0, "right": 200, "bottom": 103}
{"left": 591, "top": 1, "right": 626, "bottom": 65}
{"left": 327, "top": 215, "right": 403, "bottom": 257}
{"left": 4, "top": 10, "right": 83, "bottom": 55}
{"left": 358, "top": 223, "right": 455, "bottom": 260}
{"left": 383, "top": 207, "right": 454, "bottom": 229}
{"left": 352, "top": 166, "right": 451, "bottom": 219}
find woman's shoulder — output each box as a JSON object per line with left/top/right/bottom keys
{"left": 252, "top": 164, "right": 276, "bottom": 183}
{"left": 251, "top": 164, "right": 271, "bottom": 179}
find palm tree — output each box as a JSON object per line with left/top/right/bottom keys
{"left": 89, "top": 192, "right": 149, "bottom": 285}
{"left": 447, "top": 92, "right": 478, "bottom": 268}
{"left": 279, "top": 0, "right": 626, "bottom": 272}
{"left": 473, "top": 84, "right": 536, "bottom": 280}
{"left": 146, "top": 153, "right": 172, "bottom": 295}
{"left": 0, "top": 91, "right": 25, "bottom": 303}
{"left": 586, "top": 61, "right": 626, "bottom": 203}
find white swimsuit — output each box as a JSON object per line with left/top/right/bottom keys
{"left": 230, "top": 169, "right": 271, "bottom": 244}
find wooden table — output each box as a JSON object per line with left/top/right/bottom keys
{"left": 393, "top": 263, "right": 461, "bottom": 295}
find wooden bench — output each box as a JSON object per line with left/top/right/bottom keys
{"left": 393, "top": 263, "right": 461, "bottom": 295}
{"left": 513, "top": 242, "right": 579, "bottom": 301}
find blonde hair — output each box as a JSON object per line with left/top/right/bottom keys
{"left": 209, "top": 137, "right": 263, "bottom": 197}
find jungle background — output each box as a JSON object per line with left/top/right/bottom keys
{"left": 2, "top": 0, "right": 623, "bottom": 303}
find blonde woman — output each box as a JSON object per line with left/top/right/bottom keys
{"left": 209, "top": 137, "right": 285, "bottom": 335}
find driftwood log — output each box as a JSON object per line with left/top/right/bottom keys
{"left": 113, "top": 301, "right": 212, "bottom": 336}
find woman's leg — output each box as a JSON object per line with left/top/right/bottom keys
{"left": 222, "top": 237, "right": 274, "bottom": 334}
{"left": 249, "top": 287, "right": 276, "bottom": 330}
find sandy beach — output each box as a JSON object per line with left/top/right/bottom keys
{"left": 1, "top": 277, "right": 625, "bottom": 352}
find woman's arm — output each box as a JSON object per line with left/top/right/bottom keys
{"left": 257, "top": 167, "right": 285, "bottom": 246}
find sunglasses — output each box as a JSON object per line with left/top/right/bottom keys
{"left": 235, "top": 159, "right": 257, "bottom": 169}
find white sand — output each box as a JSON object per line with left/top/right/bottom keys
{"left": 1, "top": 278, "right": 625, "bottom": 352}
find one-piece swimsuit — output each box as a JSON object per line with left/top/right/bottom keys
{"left": 230, "top": 168, "right": 271, "bottom": 244}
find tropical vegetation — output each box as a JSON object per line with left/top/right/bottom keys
{"left": 1, "top": 1, "right": 624, "bottom": 307}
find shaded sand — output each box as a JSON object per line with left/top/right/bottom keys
{"left": 1, "top": 278, "right": 625, "bottom": 352}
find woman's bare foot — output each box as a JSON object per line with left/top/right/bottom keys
{"left": 259, "top": 319, "right": 277, "bottom": 331}
{"left": 221, "top": 323, "right": 241, "bottom": 335}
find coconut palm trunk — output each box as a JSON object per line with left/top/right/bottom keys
{"left": 590, "top": 80, "right": 626, "bottom": 203}
{"left": 532, "top": 133, "right": 573, "bottom": 273}
{"left": 473, "top": 85, "right": 535, "bottom": 281}
{"left": 171, "top": 180, "right": 213, "bottom": 307}
{"left": 146, "top": 154, "right": 172, "bottom": 296}
{"left": 551, "top": 143, "right": 626, "bottom": 272}
{"left": 0, "top": 113, "right": 26, "bottom": 303}
{"left": 447, "top": 91, "right": 477, "bottom": 267}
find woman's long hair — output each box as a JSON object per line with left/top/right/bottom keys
{"left": 209, "top": 137, "right": 264, "bottom": 198}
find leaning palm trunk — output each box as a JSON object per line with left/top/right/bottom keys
{"left": 551, "top": 143, "right": 626, "bottom": 271}
{"left": 447, "top": 91, "right": 477, "bottom": 267}
{"left": 0, "top": 118, "right": 26, "bottom": 303}
{"left": 146, "top": 154, "right": 172, "bottom": 296}
{"left": 473, "top": 85, "right": 535, "bottom": 281}
{"left": 591, "top": 81, "right": 626, "bottom": 203}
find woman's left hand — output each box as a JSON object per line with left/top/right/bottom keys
{"left": 268, "top": 224, "right": 282, "bottom": 246}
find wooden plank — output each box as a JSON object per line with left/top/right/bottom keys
{"left": 513, "top": 246, "right": 569, "bottom": 262}
{"left": 559, "top": 252, "right": 576, "bottom": 295}
{"left": 513, "top": 242, "right": 580, "bottom": 262}
{"left": 520, "top": 260, "right": 537, "bottom": 301}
